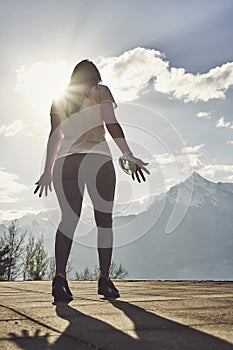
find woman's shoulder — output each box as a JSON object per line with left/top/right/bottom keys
{"left": 93, "top": 84, "right": 117, "bottom": 108}
{"left": 98, "top": 84, "right": 110, "bottom": 92}
{"left": 90, "top": 83, "right": 110, "bottom": 95}
{"left": 50, "top": 96, "right": 67, "bottom": 117}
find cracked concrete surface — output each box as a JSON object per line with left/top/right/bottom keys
{"left": 0, "top": 280, "right": 233, "bottom": 349}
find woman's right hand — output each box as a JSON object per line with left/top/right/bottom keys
{"left": 34, "top": 171, "right": 52, "bottom": 198}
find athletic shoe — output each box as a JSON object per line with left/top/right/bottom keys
{"left": 52, "top": 276, "right": 73, "bottom": 304}
{"left": 98, "top": 277, "right": 120, "bottom": 298}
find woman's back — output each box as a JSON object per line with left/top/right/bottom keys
{"left": 50, "top": 84, "right": 117, "bottom": 160}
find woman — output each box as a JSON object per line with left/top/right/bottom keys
{"left": 34, "top": 60, "right": 149, "bottom": 303}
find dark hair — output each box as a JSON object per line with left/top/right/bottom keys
{"left": 70, "top": 59, "right": 101, "bottom": 85}
{"left": 65, "top": 59, "right": 102, "bottom": 116}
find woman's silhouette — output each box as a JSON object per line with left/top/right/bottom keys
{"left": 34, "top": 60, "right": 149, "bottom": 303}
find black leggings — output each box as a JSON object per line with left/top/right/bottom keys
{"left": 52, "top": 153, "right": 116, "bottom": 277}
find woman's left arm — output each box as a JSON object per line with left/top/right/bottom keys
{"left": 34, "top": 114, "right": 62, "bottom": 197}
{"left": 102, "top": 102, "right": 150, "bottom": 182}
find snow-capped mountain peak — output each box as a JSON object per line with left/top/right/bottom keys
{"left": 166, "top": 171, "right": 233, "bottom": 209}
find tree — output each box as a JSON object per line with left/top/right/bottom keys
{"left": 47, "top": 256, "right": 56, "bottom": 281}
{"left": 0, "top": 245, "right": 14, "bottom": 280}
{"left": 23, "top": 236, "right": 36, "bottom": 280}
{"left": 75, "top": 261, "right": 128, "bottom": 280}
{"left": 75, "top": 267, "right": 93, "bottom": 280}
{"left": 0, "top": 220, "right": 26, "bottom": 280}
{"left": 109, "top": 262, "right": 128, "bottom": 279}
{"left": 23, "top": 235, "right": 48, "bottom": 280}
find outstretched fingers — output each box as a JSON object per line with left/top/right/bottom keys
{"left": 39, "top": 186, "right": 44, "bottom": 198}
{"left": 135, "top": 158, "right": 149, "bottom": 166}
{"left": 135, "top": 171, "right": 141, "bottom": 183}
{"left": 134, "top": 159, "right": 150, "bottom": 175}
{"left": 140, "top": 166, "right": 150, "bottom": 175}
{"left": 34, "top": 175, "right": 52, "bottom": 197}
{"left": 139, "top": 160, "right": 149, "bottom": 166}
{"left": 138, "top": 169, "right": 146, "bottom": 182}
{"left": 34, "top": 181, "right": 40, "bottom": 194}
{"left": 131, "top": 166, "right": 148, "bottom": 183}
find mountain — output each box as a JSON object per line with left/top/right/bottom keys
{"left": 1, "top": 172, "right": 233, "bottom": 280}
{"left": 113, "top": 171, "right": 233, "bottom": 280}
{"left": 168, "top": 171, "right": 233, "bottom": 210}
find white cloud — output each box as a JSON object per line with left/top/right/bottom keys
{"left": 224, "top": 174, "right": 233, "bottom": 181}
{"left": 0, "top": 208, "right": 46, "bottom": 221}
{"left": 149, "top": 144, "right": 233, "bottom": 184}
{"left": 179, "top": 144, "right": 233, "bottom": 180}
{"left": 181, "top": 144, "right": 205, "bottom": 154}
{"left": 200, "top": 164, "right": 233, "bottom": 178}
{"left": 114, "top": 192, "right": 159, "bottom": 216}
{"left": 146, "top": 144, "right": 205, "bottom": 190}
{"left": 16, "top": 48, "right": 233, "bottom": 106}
{"left": 98, "top": 47, "right": 168, "bottom": 101}
{"left": 0, "top": 168, "right": 28, "bottom": 203}
{"left": 0, "top": 120, "right": 44, "bottom": 137}
{"left": 216, "top": 117, "right": 233, "bottom": 129}
{"left": 97, "top": 47, "right": 233, "bottom": 103}
{"left": 155, "top": 153, "right": 173, "bottom": 165}
{"left": 155, "top": 63, "right": 233, "bottom": 103}
{"left": 196, "top": 111, "right": 212, "bottom": 119}
{"left": 0, "top": 120, "right": 25, "bottom": 136}
{"left": 227, "top": 140, "right": 233, "bottom": 144}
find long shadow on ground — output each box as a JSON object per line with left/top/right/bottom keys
{"left": 9, "top": 299, "right": 233, "bottom": 350}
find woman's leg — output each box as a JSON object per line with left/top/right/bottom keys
{"left": 52, "top": 154, "right": 85, "bottom": 276}
{"left": 84, "top": 154, "right": 116, "bottom": 278}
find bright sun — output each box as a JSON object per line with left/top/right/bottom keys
{"left": 16, "top": 60, "right": 72, "bottom": 116}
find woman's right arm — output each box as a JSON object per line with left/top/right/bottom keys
{"left": 34, "top": 114, "right": 62, "bottom": 197}
{"left": 43, "top": 114, "right": 63, "bottom": 174}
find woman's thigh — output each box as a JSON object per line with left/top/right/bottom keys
{"left": 52, "top": 154, "right": 85, "bottom": 217}
{"left": 82, "top": 154, "right": 116, "bottom": 222}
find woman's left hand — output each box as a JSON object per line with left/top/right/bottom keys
{"left": 34, "top": 171, "right": 52, "bottom": 197}
{"left": 126, "top": 154, "right": 150, "bottom": 183}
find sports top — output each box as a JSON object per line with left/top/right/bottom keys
{"left": 50, "top": 84, "right": 117, "bottom": 160}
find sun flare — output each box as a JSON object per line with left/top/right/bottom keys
{"left": 16, "top": 61, "right": 73, "bottom": 116}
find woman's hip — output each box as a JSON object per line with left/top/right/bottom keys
{"left": 52, "top": 152, "right": 115, "bottom": 183}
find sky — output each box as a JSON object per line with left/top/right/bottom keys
{"left": 0, "top": 0, "right": 233, "bottom": 221}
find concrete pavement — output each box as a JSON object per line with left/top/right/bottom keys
{"left": 0, "top": 280, "right": 233, "bottom": 349}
